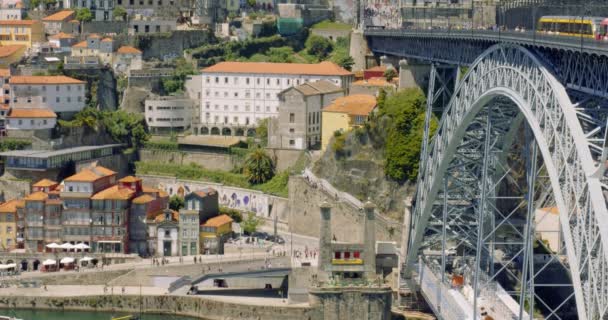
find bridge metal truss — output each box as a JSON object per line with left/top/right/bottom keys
{"left": 366, "top": 32, "right": 608, "bottom": 100}
{"left": 408, "top": 43, "right": 608, "bottom": 319}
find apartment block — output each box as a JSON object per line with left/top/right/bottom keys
{"left": 9, "top": 75, "right": 86, "bottom": 116}
{"left": 0, "top": 20, "right": 45, "bottom": 49}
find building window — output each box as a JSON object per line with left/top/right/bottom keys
{"left": 78, "top": 97, "right": 82, "bottom": 102}
{"left": 289, "top": 113, "right": 295, "bottom": 123}
{"left": 289, "top": 139, "right": 295, "bottom": 146}
{"left": 233, "top": 77, "right": 238, "bottom": 84}
{"left": 233, "top": 105, "right": 238, "bottom": 111}
{"left": 344, "top": 252, "right": 351, "bottom": 259}
{"left": 67, "top": 97, "right": 71, "bottom": 102}
{"left": 224, "top": 77, "right": 228, "bottom": 84}
{"left": 334, "top": 252, "right": 341, "bottom": 259}
{"left": 276, "top": 79, "right": 280, "bottom": 85}
{"left": 164, "top": 230, "right": 170, "bottom": 237}
{"left": 354, "top": 251, "right": 360, "bottom": 258}
{"left": 56, "top": 97, "right": 60, "bottom": 103}
{"left": 234, "top": 92, "right": 238, "bottom": 98}
{"left": 246, "top": 78, "right": 250, "bottom": 85}
{"left": 215, "top": 77, "right": 219, "bottom": 83}
{"left": 56, "top": 85, "right": 60, "bottom": 91}
{"left": 233, "top": 116, "right": 238, "bottom": 123}
{"left": 289, "top": 128, "right": 294, "bottom": 133}
{"left": 266, "top": 79, "right": 270, "bottom": 85}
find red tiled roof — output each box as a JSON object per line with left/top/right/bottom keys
{"left": 7, "top": 108, "right": 57, "bottom": 118}
{"left": 0, "top": 68, "right": 9, "bottom": 77}
{"left": 91, "top": 185, "right": 135, "bottom": 200}
{"left": 202, "top": 214, "right": 233, "bottom": 228}
{"left": 32, "top": 178, "right": 57, "bottom": 187}
{"left": 24, "top": 191, "right": 48, "bottom": 201}
{"left": 0, "top": 199, "right": 23, "bottom": 213}
{"left": 0, "top": 45, "right": 24, "bottom": 58}
{"left": 202, "top": 61, "right": 353, "bottom": 76}
{"left": 10, "top": 75, "right": 84, "bottom": 84}
{"left": 64, "top": 165, "right": 115, "bottom": 182}
{"left": 42, "top": 10, "right": 75, "bottom": 21}
{"left": 323, "top": 94, "right": 377, "bottom": 116}
{"left": 0, "top": 20, "right": 37, "bottom": 26}
{"left": 116, "top": 46, "right": 142, "bottom": 54}
{"left": 49, "top": 32, "right": 75, "bottom": 40}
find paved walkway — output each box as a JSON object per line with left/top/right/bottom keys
{"left": 7, "top": 252, "right": 275, "bottom": 280}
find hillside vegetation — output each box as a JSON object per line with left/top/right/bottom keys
{"left": 313, "top": 88, "right": 438, "bottom": 219}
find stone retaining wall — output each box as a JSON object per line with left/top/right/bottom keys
{"left": 0, "top": 294, "right": 319, "bottom": 320}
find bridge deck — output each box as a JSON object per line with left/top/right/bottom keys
{"left": 365, "top": 29, "right": 608, "bottom": 57}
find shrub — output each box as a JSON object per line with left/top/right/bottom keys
{"left": 219, "top": 206, "right": 243, "bottom": 223}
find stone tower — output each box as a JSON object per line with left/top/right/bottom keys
{"left": 319, "top": 201, "right": 332, "bottom": 273}
{"left": 363, "top": 201, "right": 376, "bottom": 278}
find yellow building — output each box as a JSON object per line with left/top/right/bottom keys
{"left": 0, "top": 20, "right": 45, "bottom": 49}
{"left": 0, "top": 199, "right": 22, "bottom": 251}
{"left": 200, "top": 214, "right": 233, "bottom": 254}
{"left": 321, "top": 94, "right": 377, "bottom": 151}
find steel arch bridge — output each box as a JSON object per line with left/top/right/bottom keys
{"left": 403, "top": 43, "right": 608, "bottom": 320}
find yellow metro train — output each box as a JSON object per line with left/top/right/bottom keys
{"left": 538, "top": 15, "right": 608, "bottom": 39}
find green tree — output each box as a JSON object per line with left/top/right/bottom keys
{"left": 112, "top": 6, "right": 127, "bottom": 21}
{"left": 163, "top": 58, "right": 197, "bottom": 94}
{"left": 377, "top": 89, "right": 387, "bottom": 111}
{"left": 384, "top": 68, "right": 397, "bottom": 81}
{"left": 241, "top": 212, "right": 262, "bottom": 235}
{"left": 247, "top": 0, "right": 256, "bottom": 7}
{"left": 244, "top": 147, "right": 275, "bottom": 184}
{"left": 256, "top": 118, "right": 268, "bottom": 145}
{"left": 169, "top": 195, "right": 184, "bottom": 211}
{"left": 382, "top": 88, "right": 435, "bottom": 182}
{"left": 102, "top": 110, "right": 150, "bottom": 148}
{"left": 266, "top": 46, "right": 294, "bottom": 63}
{"left": 30, "top": 0, "right": 41, "bottom": 8}
{"left": 305, "top": 34, "right": 333, "bottom": 60}
{"left": 332, "top": 53, "right": 354, "bottom": 71}
{"left": 75, "top": 8, "right": 94, "bottom": 22}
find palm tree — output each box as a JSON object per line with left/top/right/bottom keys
{"left": 244, "top": 147, "right": 275, "bottom": 184}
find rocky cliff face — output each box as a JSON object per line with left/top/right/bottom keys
{"left": 312, "top": 123, "right": 413, "bottom": 221}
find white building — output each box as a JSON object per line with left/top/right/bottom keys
{"left": 155, "top": 209, "right": 179, "bottom": 257}
{"left": 6, "top": 108, "right": 57, "bottom": 130}
{"left": 535, "top": 207, "right": 561, "bottom": 253}
{"left": 145, "top": 97, "right": 196, "bottom": 134}
{"left": 196, "top": 61, "right": 354, "bottom": 136}
{"left": 9, "top": 75, "right": 86, "bottom": 116}
{"left": 62, "top": 0, "right": 113, "bottom": 21}
{"left": 113, "top": 46, "right": 142, "bottom": 74}
{"left": 0, "top": 7, "right": 25, "bottom": 20}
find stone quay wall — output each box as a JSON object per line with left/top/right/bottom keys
{"left": 309, "top": 286, "right": 393, "bottom": 320}
{"left": 0, "top": 294, "right": 319, "bottom": 320}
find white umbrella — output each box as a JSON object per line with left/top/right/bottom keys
{"left": 46, "top": 243, "right": 60, "bottom": 249}
{"left": 0, "top": 263, "right": 15, "bottom": 270}
{"left": 74, "top": 243, "right": 90, "bottom": 250}
{"left": 59, "top": 243, "right": 74, "bottom": 250}
{"left": 80, "top": 256, "right": 93, "bottom": 262}
{"left": 60, "top": 257, "right": 74, "bottom": 264}
{"left": 42, "top": 259, "right": 56, "bottom": 266}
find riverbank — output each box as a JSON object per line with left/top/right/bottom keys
{"left": 0, "top": 293, "right": 318, "bottom": 320}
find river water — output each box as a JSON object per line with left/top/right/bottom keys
{"left": 6, "top": 310, "right": 202, "bottom": 320}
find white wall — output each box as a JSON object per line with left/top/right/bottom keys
{"left": 145, "top": 98, "right": 194, "bottom": 129}
{"left": 64, "top": 181, "right": 93, "bottom": 193}
{"left": 0, "top": 8, "right": 24, "bottom": 20}
{"left": 6, "top": 117, "right": 56, "bottom": 130}
{"left": 10, "top": 83, "right": 86, "bottom": 113}
{"left": 200, "top": 72, "right": 348, "bottom": 127}
{"left": 157, "top": 227, "right": 178, "bottom": 256}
